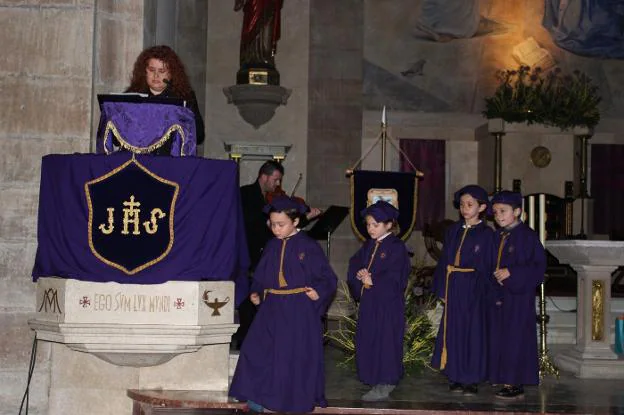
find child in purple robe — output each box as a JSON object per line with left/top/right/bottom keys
{"left": 229, "top": 195, "right": 338, "bottom": 413}
{"left": 488, "top": 191, "right": 546, "bottom": 399}
{"left": 347, "top": 201, "right": 411, "bottom": 401}
{"left": 430, "top": 185, "right": 494, "bottom": 395}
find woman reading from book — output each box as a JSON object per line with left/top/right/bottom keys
{"left": 123, "top": 45, "right": 205, "bottom": 154}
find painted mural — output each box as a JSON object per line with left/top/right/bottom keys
{"left": 364, "top": 0, "right": 624, "bottom": 117}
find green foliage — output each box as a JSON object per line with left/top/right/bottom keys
{"left": 483, "top": 65, "right": 601, "bottom": 130}
{"left": 325, "top": 262, "right": 437, "bottom": 374}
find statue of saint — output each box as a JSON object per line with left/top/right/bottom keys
{"left": 234, "top": 0, "right": 283, "bottom": 69}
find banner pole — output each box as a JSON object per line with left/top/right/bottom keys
{"left": 381, "top": 106, "right": 387, "bottom": 171}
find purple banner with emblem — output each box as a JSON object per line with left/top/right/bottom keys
{"left": 32, "top": 153, "right": 249, "bottom": 305}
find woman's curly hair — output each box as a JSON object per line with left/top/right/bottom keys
{"left": 125, "top": 45, "right": 193, "bottom": 100}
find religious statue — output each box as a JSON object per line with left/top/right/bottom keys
{"left": 234, "top": 0, "right": 283, "bottom": 85}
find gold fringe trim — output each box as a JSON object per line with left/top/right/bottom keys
{"left": 103, "top": 121, "right": 187, "bottom": 156}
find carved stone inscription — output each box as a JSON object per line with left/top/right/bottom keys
{"left": 89, "top": 292, "right": 172, "bottom": 313}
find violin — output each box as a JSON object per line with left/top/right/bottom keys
{"left": 266, "top": 174, "right": 322, "bottom": 220}
{"left": 266, "top": 173, "right": 305, "bottom": 205}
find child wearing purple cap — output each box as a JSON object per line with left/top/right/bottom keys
{"left": 430, "top": 185, "right": 494, "bottom": 396}
{"left": 347, "top": 200, "right": 411, "bottom": 401}
{"left": 229, "top": 195, "right": 338, "bottom": 413}
{"left": 488, "top": 191, "right": 545, "bottom": 399}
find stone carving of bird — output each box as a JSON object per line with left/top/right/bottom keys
{"left": 401, "top": 59, "right": 426, "bottom": 77}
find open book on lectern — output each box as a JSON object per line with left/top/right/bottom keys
{"left": 97, "top": 93, "right": 187, "bottom": 108}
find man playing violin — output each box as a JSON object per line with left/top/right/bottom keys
{"left": 234, "top": 160, "right": 322, "bottom": 349}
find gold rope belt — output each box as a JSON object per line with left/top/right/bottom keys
{"left": 440, "top": 264, "right": 475, "bottom": 370}
{"left": 263, "top": 287, "right": 307, "bottom": 300}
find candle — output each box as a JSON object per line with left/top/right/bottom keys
{"left": 539, "top": 193, "right": 546, "bottom": 244}
{"left": 382, "top": 106, "right": 386, "bottom": 125}
{"left": 528, "top": 195, "right": 535, "bottom": 230}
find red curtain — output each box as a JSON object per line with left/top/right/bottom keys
{"left": 399, "top": 139, "right": 446, "bottom": 231}
{"left": 591, "top": 144, "right": 624, "bottom": 239}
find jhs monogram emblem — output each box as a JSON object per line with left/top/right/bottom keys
{"left": 299, "top": 252, "right": 305, "bottom": 261}
{"left": 85, "top": 158, "right": 179, "bottom": 275}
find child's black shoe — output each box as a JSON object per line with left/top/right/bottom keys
{"left": 448, "top": 382, "right": 463, "bottom": 393}
{"left": 495, "top": 385, "right": 524, "bottom": 399}
{"left": 462, "top": 384, "right": 478, "bottom": 396}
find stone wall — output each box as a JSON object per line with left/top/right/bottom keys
{"left": 307, "top": 0, "right": 364, "bottom": 280}
{"left": 0, "top": 2, "right": 143, "bottom": 414}
{"left": 143, "top": 0, "right": 207, "bottom": 155}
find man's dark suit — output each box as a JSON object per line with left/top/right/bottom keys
{"left": 240, "top": 180, "right": 273, "bottom": 269}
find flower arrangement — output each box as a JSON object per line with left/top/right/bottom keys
{"left": 325, "top": 260, "right": 438, "bottom": 374}
{"left": 483, "top": 65, "right": 601, "bottom": 131}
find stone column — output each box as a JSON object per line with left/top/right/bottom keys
{"left": 0, "top": 2, "right": 143, "bottom": 414}
{"left": 91, "top": 2, "right": 145, "bottom": 151}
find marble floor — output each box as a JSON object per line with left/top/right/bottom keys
{"left": 323, "top": 344, "right": 624, "bottom": 414}
{"left": 133, "top": 344, "right": 624, "bottom": 414}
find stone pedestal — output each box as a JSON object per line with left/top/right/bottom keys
{"left": 29, "top": 277, "right": 238, "bottom": 415}
{"left": 546, "top": 241, "right": 624, "bottom": 378}
{"left": 223, "top": 84, "right": 291, "bottom": 129}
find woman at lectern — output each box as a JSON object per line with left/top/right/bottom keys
{"left": 124, "top": 45, "right": 205, "bottom": 153}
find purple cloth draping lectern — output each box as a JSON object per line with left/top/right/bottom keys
{"left": 32, "top": 153, "right": 249, "bottom": 306}
{"left": 96, "top": 97, "right": 197, "bottom": 156}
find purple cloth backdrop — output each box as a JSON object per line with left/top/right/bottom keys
{"left": 32, "top": 153, "right": 250, "bottom": 305}
{"left": 399, "top": 139, "right": 446, "bottom": 230}
{"left": 96, "top": 101, "right": 197, "bottom": 156}
{"left": 591, "top": 144, "right": 624, "bottom": 238}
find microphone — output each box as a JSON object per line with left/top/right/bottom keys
{"left": 163, "top": 79, "right": 172, "bottom": 92}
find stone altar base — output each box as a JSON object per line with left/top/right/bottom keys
{"left": 546, "top": 241, "right": 624, "bottom": 378}
{"left": 29, "top": 277, "right": 238, "bottom": 415}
